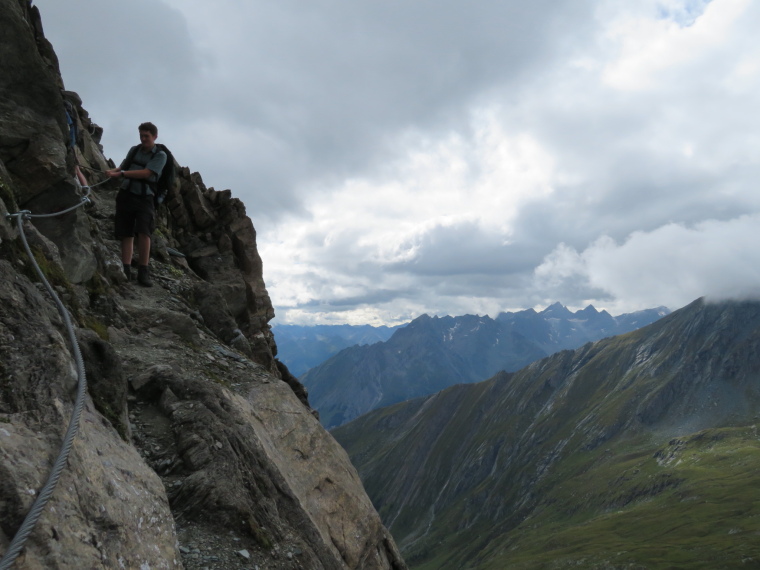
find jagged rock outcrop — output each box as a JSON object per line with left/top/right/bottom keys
{"left": 0, "top": 1, "right": 406, "bottom": 568}
{"left": 1, "top": 0, "right": 278, "bottom": 372}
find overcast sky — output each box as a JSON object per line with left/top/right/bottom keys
{"left": 33, "top": 0, "right": 760, "bottom": 324}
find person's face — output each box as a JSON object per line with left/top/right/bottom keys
{"left": 139, "top": 130, "right": 157, "bottom": 149}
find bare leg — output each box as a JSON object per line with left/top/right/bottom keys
{"left": 121, "top": 237, "right": 134, "bottom": 265}
{"left": 136, "top": 233, "right": 151, "bottom": 266}
{"left": 75, "top": 165, "right": 88, "bottom": 187}
{"left": 136, "top": 233, "right": 152, "bottom": 287}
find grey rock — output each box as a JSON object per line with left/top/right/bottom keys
{"left": 0, "top": 261, "right": 180, "bottom": 568}
{"left": 76, "top": 328, "right": 129, "bottom": 438}
{"left": 159, "top": 387, "right": 181, "bottom": 414}
{"left": 236, "top": 549, "right": 251, "bottom": 560}
{"left": 124, "top": 306, "right": 201, "bottom": 345}
{"left": 131, "top": 364, "right": 176, "bottom": 392}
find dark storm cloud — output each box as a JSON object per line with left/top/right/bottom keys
{"left": 38, "top": 0, "right": 597, "bottom": 221}
{"left": 184, "top": 0, "right": 597, "bottom": 223}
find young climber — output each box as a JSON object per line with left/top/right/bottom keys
{"left": 105, "top": 122, "right": 167, "bottom": 287}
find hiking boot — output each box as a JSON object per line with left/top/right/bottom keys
{"left": 123, "top": 264, "right": 133, "bottom": 282}
{"left": 137, "top": 265, "right": 152, "bottom": 287}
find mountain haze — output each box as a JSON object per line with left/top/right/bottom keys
{"left": 304, "top": 304, "right": 668, "bottom": 428}
{"left": 272, "top": 323, "right": 402, "bottom": 377}
{"left": 334, "top": 298, "right": 760, "bottom": 569}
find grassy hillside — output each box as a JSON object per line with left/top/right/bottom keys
{"left": 415, "top": 427, "right": 760, "bottom": 569}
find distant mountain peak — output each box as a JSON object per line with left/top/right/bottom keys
{"left": 301, "top": 302, "right": 669, "bottom": 428}
{"left": 540, "top": 302, "right": 574, "bottom": 318}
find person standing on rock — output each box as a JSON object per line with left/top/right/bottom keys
{"left": 106, "top": 122, "right": 167, "bottom": 287}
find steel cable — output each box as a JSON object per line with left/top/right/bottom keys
{"left": 0, "top": 183, "right": 92, "bottom": 570}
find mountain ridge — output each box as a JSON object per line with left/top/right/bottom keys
{"left": 303, "top": 304, "right": 669, "bottom": 427}
{"left": 333, "top": 297, "right": 760, "bottom": 568}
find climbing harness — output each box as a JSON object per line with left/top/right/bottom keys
{"left": 0, "top": 181, "right": 97, "bottom": 570}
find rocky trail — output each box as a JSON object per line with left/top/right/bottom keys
{"left": 108, "top": 235, "right": 287, "bottom": 569}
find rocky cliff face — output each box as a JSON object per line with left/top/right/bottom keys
{"left": 0, "top": 1, "right": 405, "bottom": 568}
{"left": 335, "top": 298, "right": 760, "bottom": 569}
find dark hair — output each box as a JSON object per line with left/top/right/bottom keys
{"left": 138, "top": 122, "right": 158, "bottom": 136}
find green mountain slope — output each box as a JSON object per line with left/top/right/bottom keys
{"left": 333, "top": 298, "right": 760, "bottom": 569}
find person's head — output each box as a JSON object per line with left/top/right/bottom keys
{"left": 138, "top": 122, "right": 158, "bottom": 149}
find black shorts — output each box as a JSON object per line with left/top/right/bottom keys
{"left": 114, "top": 190, "right": 155, "bottom": 238}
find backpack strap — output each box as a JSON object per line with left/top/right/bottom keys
{"left": 152, "top": 144, "right": 173, "bottom": 205}
{"left": 124, "top": 145, "right": 139, "bottom": 167}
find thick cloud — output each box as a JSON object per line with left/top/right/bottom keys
{"left": 33, "top": 0, "right": 199, "bottom": 144}
{"left": 535, "top": 215, "right": 760, "bottom": 312}
{"left": 35, "top": 0, "right": 594, "bottom": 218}
{"left": 32, "top": 0, "right": 760, "bottom": 323}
